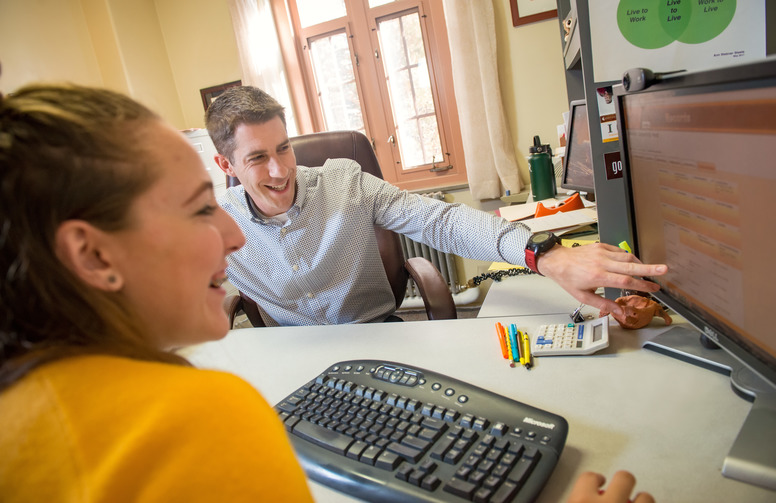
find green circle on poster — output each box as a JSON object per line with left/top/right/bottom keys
{"left": 677, "top": 0, "right": 736, "bottom": 44}
{"left": 657, "top": 0, "right": 691, "bottom": 41}
{"left": 617, "top": 0, "right": 674, "bottom": 49}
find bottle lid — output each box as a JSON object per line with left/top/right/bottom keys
{"left": 529, "top": 135, "right": 550, "bottom": 154}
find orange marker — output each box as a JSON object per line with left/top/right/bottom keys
{"left": 495, "top": 322, "right": 509, "bottom": 359}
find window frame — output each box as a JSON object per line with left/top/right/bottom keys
{"left": 272, "top": 0, "right": 467, "bottom": 191}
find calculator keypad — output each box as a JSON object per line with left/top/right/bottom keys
{"left": 535, "top": 323, "right": 584, "bottom": 350}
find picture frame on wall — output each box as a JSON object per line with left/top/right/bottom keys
{"left": 200, "top": 80, "right": 242, "bottom": 111}
{"left": 510, "top": 0, "right": 557, "bottom": 27}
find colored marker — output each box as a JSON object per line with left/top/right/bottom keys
{"left": 618, "top": 241, "right": 632, "bottom": 253}
{"left": 522, "top": 332, "right": 533, "bottom": 369}
{"left": 512, "top": 324, "right": 524, "bottom": 365}
{"left": 495, "top": 323, "right": 508, "bottom": 359}
{"left": 508, "top": 325, "right": 520, "bottom": 363}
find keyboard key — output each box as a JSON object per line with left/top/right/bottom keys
{"left": 360, "top": 445, "right": 382, "bottom": 465}
{"left": 408, "top": 470, "right": 425, "bottom": 486}
{"left": 490, "top": 480, "right": 520, "bottom": 503}
{"left": 421, "top": 474, "right": 441, "bottom": 491}
{"left": 473, "top": 487, "right": 493, "bottom": 503}
{"left": 443, "top": 477, "right": 477, "bottom": 499}
{"left": 429, "top": 434, "right": 456, "bottom": 460}
{"left": 387, "top": 441, "right": 424, "bottom": 463}
{"left": 418, "top": 427, "right": 443, "bottom": 442}
{"left": 346, "top": 441, "right": 368, "bottom": 460}
{"left": 292, "top": 420, "right": 353, "bottom": 455}
{"left": 443, "top": 448, "right": 464, "bottom": 465}
{"left": 490, "top": 422, "right": 509, "bottom": 437}
{"left": 473, "top": 417, "right": 490, "bottom": 431}
{"left": 276, "top": 400, "right": 299, "bottom": 414}
{"left": 375, "top": 451, "right": 402, "bottom": 471}
{"left": 421, "top": 417, "right": 446, "bottom": 431}
{"left": 395, "top": 464, "right": 414, "bottom": 482}
{"left": 418, "top": 459, "right": 437, "bottom": 474}
{"left": 508, "top": 457, "right": 538, "bottom": 486}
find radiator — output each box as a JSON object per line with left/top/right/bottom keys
{"left": 400, "top": 191, "right": 462, "bottom": 300}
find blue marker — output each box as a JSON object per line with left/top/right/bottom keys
{"left": 508, "top": 324, "right": 520, "bottom": 363}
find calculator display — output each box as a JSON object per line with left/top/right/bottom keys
{"left": 592, "top": 324, "right": 603, "bottom": 343}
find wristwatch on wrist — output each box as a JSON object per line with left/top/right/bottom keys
{"left": 525, "top": 231, "right": 560, "bottom": 275}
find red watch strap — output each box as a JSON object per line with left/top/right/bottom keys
{"left": 525, "top": 249, "right": 542, "bottom": 275}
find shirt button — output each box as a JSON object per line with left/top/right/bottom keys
{"left": 280, "top": 228, "right": 287, "bottom": 235}
{"left": 292, "top": 264, "right": 299, "bottom": 271}
{"left": 307, "top": 292, "right": 314, "bottom": 299}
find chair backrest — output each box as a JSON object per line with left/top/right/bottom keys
{"left": 226, "top": 130, "right": 409, "bottom": 311}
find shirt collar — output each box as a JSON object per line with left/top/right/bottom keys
{"left": 244, "top": 168, "right": 314, "bottom": 224}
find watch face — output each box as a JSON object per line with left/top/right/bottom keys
{"left": 532, "top": 232, "right": 551, "bottom": 244}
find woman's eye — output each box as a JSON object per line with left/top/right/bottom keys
{"left": 197, "top": 204, "right": 218, "bottom": 216}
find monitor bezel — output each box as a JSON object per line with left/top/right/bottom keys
{"left": 560, "top": 99, "right": 595, "bottom": 193}
{"left": 614, "top": 57, "right": 776, "bottom": 389}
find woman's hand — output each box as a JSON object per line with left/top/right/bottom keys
{"left": 568, "top": 471, "right": 655, "bottom": 503}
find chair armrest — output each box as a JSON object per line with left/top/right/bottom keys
{"left": 223, "top": 294, "right": 242, "bottom": 329}
{"left": 404, "top": 257, "right": 457, "bottom": 320}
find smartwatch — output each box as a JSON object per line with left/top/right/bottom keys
{"left": 525, "top": 231, "right": 560, "bottom": 275}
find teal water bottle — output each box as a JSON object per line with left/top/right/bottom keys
{"left": 528, "top": 135, "right": 556, "bottom": 201}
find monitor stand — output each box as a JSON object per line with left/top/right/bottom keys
{"left": 643, "top": 326, "right": 776, "bottom": 491}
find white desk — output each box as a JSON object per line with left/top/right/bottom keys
{"left": 184, "top": 313, "right": 774, "bottom": 502}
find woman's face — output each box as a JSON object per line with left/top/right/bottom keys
{"left": 107, "top": 122, "right": 245, "bottom": 349}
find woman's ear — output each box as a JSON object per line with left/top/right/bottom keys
{"left": 55, "top": 220, "right": 124, "bottom": 291}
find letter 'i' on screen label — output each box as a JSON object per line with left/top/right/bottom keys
{"left": 604, "top": 151, "right": 623, "bottom": 180}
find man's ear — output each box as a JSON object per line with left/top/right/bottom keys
{"left": 55, "top": 220, "right": 123, "bottom": 291}
{"left": 214, "top": 154, "right": 236, "bottom": 177}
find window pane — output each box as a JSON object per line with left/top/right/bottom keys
{"left": 297, "top": 0, "right": 346, "bottom": 28}
{"left": 377, "top": 11, "right": 443, "bottom": 170}
{"left": 309, "top": 32, "right": 365, "bottom": 134}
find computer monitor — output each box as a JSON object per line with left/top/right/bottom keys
{"left": 560, "top": 100, "right": 595, "bottom": 194}
{"left": 614, "top": 57, "right": 776, "bottom": 490}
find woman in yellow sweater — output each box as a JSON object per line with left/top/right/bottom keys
{"left": 0, "top": 83, "right": 652, "bottom": 503}
{"left": 0, "top": 83, "right": 313, "bottom": 502}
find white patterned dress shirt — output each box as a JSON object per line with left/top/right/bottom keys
{"left": 219, "top": 160, "right": 532, "bottom": 326}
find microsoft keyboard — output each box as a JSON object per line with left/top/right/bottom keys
{"left": 274, "top": 360, "right": 568, "bottom": 502}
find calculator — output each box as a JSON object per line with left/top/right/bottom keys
{"left": 530, "top": 316, "right": 610, "bottom": 356}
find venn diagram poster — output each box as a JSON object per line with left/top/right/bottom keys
{"left": 589, "top": 0, "right": 765, "bottom": 83}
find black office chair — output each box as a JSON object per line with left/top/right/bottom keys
{"left": 223, "top": 130, "right": 457, "bottom": 327}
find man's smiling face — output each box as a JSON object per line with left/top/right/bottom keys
{"left": 217, "top": 116, "right": 297, "bottom": 217}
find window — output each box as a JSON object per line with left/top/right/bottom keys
{"left": 274, "top": 0, "right": 466, "bottom": 190}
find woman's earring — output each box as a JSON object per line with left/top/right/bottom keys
{"left": 106, "top": 274, "right": 122, "bottom": 290}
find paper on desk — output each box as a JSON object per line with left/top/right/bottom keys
{"left": 523, "top": 207, "right": 598, "bottom": 234}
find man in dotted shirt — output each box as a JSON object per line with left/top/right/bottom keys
{"left": 206, "top": 87, "right": 666, "bottom": 327}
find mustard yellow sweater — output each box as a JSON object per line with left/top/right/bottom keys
{"left": 0, "top": 355, "right": 313, "bottom": 502}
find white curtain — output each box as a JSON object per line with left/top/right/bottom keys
{"left": 227, "top": 0, "right": 298, "bottom": 134}
{"left": 442, "top": 0, "right": 522, "bottom": 200}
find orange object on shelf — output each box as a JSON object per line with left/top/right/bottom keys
{"left": 534, "top": 192, "right": 585, "bottom": 218}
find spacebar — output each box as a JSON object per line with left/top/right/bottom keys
{"left": 292, "top": 420, "right": 354, "bottom": 455}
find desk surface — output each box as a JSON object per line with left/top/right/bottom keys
{"left": 184, "top": 313, "right": 774, "bottom": 502}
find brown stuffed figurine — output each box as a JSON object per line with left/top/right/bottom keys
{"left": 600, "top": 295, "right": 672, "bottom": 330}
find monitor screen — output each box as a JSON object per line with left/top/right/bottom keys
{"left": 561, "top": 100, "right": 595, "bottom": 193}
{"left": 615, "top": 59, "right": 776, "bottom": 390}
